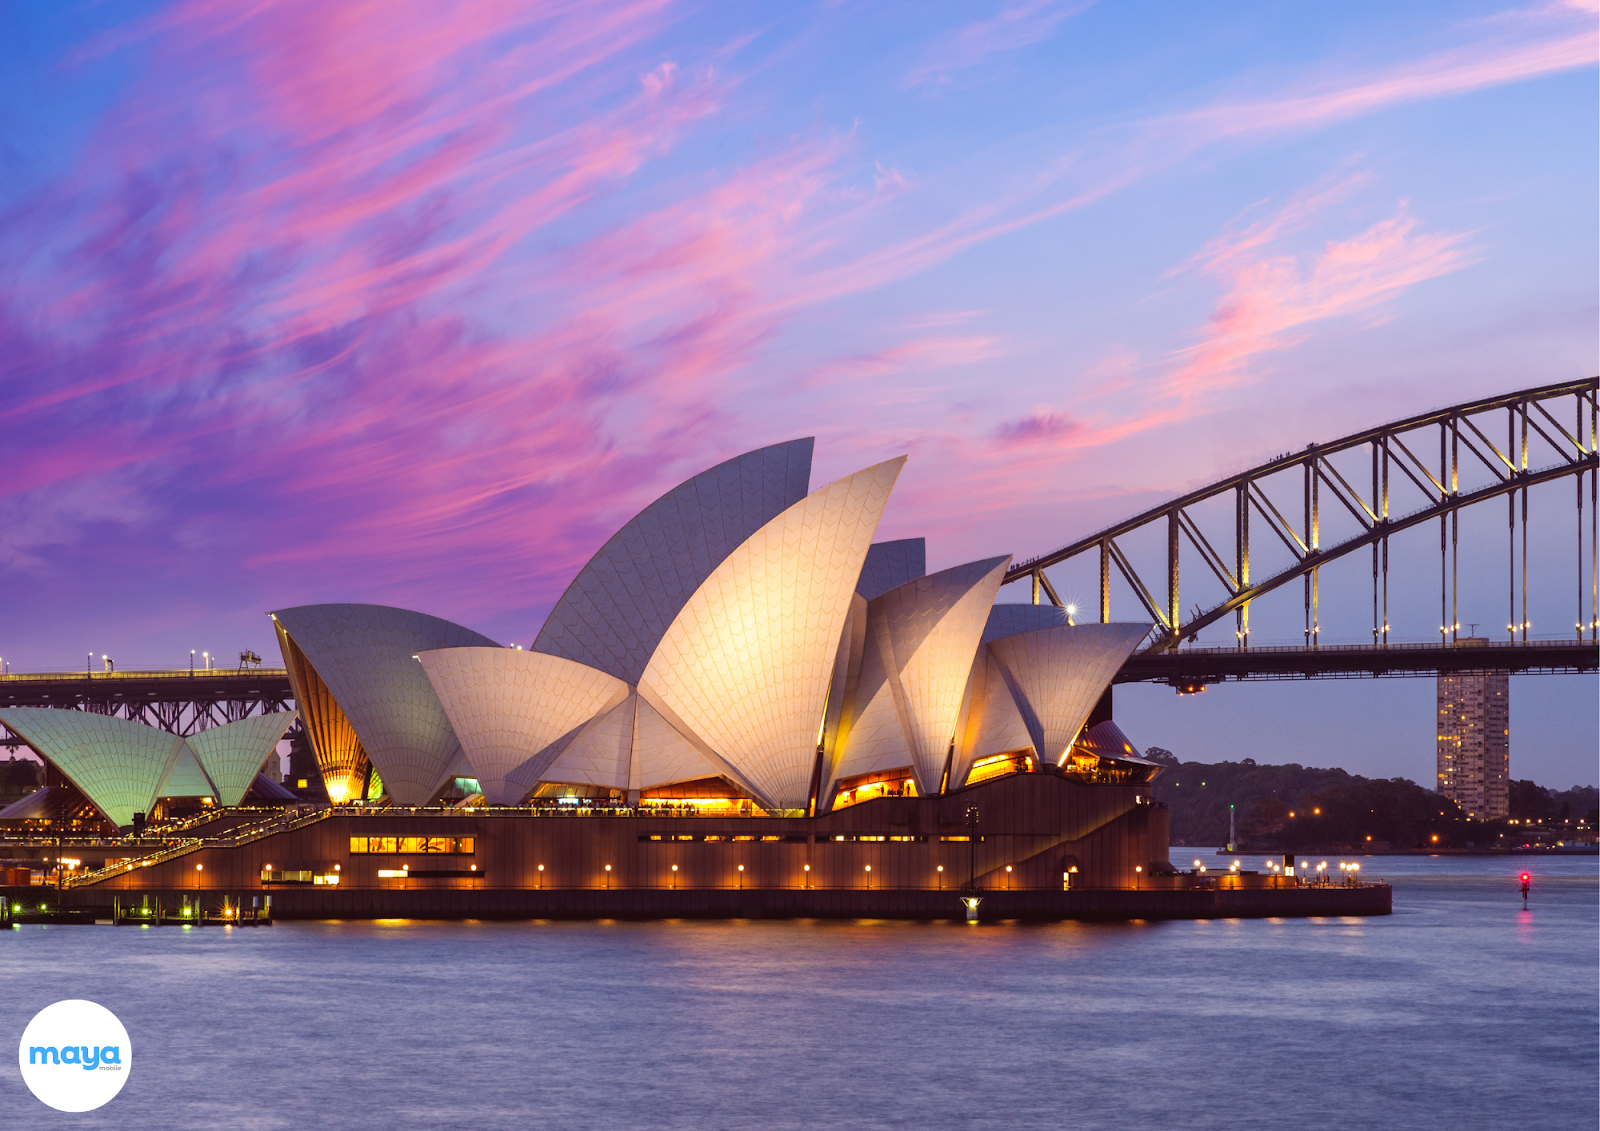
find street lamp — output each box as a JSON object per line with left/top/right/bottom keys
{"left": 964, "top": 806, "right": 980, "bottom": 893}
{"left": 1134, "top": 865, "right": 1142, "bottom": 890}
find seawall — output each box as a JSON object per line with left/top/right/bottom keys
{"left": 6, "top": 882, "right": 1391, "bottom": 921}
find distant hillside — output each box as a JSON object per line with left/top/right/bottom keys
{"left": 1144, "top": 749, "right": 1598, "bottom": 850}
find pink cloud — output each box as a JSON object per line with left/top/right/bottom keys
{"left": 0, "top": 0, "right": 1583, "bottom": 659}
{"left": 1168, "top": 26, "right": 1597, "bottom": 141}
{"left": 804, "top": 335, "right": 1006, "bottom": 390}
{"left": 994, "top": 409, "right": 1085, "bottom": 447}
{"left": 1162, "top": 201, "right": 1477, "bottom": 401}
{"left": 973, "top": 182, "right": 1475, "bottom": 501}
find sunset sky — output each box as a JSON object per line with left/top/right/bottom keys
{"left": 2, "top": 1, "right": 1595, "bottom": 785}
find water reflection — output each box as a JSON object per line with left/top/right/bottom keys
{"left": 0, "top": 854, "right": 1593, "bottom": 1131}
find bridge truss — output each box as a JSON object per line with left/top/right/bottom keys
{"left": 1005, "top": 378, "right": 1600, "bottom": 675}
{"left": 3, "top": 380, "right": 1596, "bottom": 730}
{"left": 0, "top": 669, "right": 295, "bottom": 751}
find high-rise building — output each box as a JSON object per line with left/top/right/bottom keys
{"left": 1436, "top": 640, "right": 1510, "bottom": 819}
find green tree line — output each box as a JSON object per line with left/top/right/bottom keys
{"left": 1146, "top": 748, "right": 1597, "bottom": 850}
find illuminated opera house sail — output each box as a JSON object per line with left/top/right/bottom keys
{"left": 262, "top": 439, "right": 1156, "bottom": 816}
{"left": 0, "top": 438, "right": 1404, "bottom": 919}
{"left": 0, "top": 439, "right": 1159, "bottom": 842}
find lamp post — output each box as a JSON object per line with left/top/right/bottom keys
{"left": 964, "top": 806, "right": 979, "bottom": 893}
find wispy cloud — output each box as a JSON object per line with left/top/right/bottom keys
{"left": 1162, "top": 195, "right": 1477, "bottom": 401}
{"left": 990, "top": 179, "right": 1476, "bottom": 454}
{"left": 843, "top": 6, "right": 1594, "bottom": 298}
{"left": 0, "top": 0, "right": 1586, "bottom": 661}
{"left": 904, "top": 0, "right": 1093, "bottom": 88}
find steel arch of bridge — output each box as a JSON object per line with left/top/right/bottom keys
{"left": 1005, "top": 378, "right": 1600, "bottom": 655}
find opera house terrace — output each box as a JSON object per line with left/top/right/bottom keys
{"left": 0, "top": 441, "right": 1388, "bottom": 921}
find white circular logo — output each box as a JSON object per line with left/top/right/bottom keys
{"left": 17, "top": 1000, "right": 132, "bottom": 1112}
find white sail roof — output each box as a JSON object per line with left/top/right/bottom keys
{"left": 0, "top": 708, "right": 184, "bottom": 827}
{"left": 187, "top": 712, "right": 298, "bottom": 807}
{"left": 983, "top": 623, "right": 1150, "bottom": 764}
{"left": 865, "top": 556, "right": 1010, "bottom": 792}
{"left": 856, "top": 538, "right": 926, "bottom": 601}
{"left": 638, "top": 457, "right": 905, "bottom": 810}
{"left": 982, "top": 603, "right": 1072, "bottom": 644}
{"left": 954, "top": 647, "right": 1039, "bottom": 783}
{"left": 630, "top": 694, "right": 734, "bottom": 793}
{"left": 541, "top": 694, "right": 637, "bottom": 792}
{"left": 270, "top": 604, "right": 499, "bottom": 805}
{"left": 417, "top": 647, "right": 629, "bottom": 805}
{"left": 827, "top": 625, "right": 913, "bottom": 788}
{"left": 533, "top": 439, "right": 814, "bottom": 685}
{"left": 155, "top": 744, "right": 217, "bottom": 798}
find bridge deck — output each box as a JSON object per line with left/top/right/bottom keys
{"left": 1117, "top": 639, "right": 1598, "bottom": 687}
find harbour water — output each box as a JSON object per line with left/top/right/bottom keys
{"left": 2, "top": 853, "right": 1595, "bottom": 1130}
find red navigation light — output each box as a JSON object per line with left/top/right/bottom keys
{"left": 1520, "top": 873, "right": 1530, "bottom": 883}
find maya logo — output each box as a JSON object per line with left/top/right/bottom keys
{"left": 18, "top": 1000, "right": 133, "bottom": 1111}
{"left": 29, "top": 1043, "right": 124, "bottom": 1070}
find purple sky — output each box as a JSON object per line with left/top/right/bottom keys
{"left": 2, "top": 1, "right": 1595, "bottom": 786}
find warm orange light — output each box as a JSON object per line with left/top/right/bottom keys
{"left": 737, "top": 865, "right": 745, "bottom": 872}
{"left": 604, "top": 864, "right": 612, "bottom": 872}
{"left": 195, "top": 864, "right": 203, "bottom": 871}
{"left": 671, "top": 864, "right": 679, "bottom": 872}
{"left": 936, "top": 866, "right": 944, "bottom": 872}
{"left": 864, "top": 865, "right": 871, "bottom": 872}
{"left": 1313, "top": 809, "right": 1321, "bottom": 815}
{"left": 537, "top": 864, "right": 545, "bottom": 871}
{"left": 1005, "top": 865, "right": 1012, "bottom": 873}
{"left": 803, "top": 864, "right": 810, "bottom": 871}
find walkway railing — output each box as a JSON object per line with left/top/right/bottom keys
{"left": 66, "top": 806, "right": 337, "bottom": 888}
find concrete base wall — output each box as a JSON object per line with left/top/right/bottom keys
{"left": 12, "top": 883, "right": 1391, "bottom": 921}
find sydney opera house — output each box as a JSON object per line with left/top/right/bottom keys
{"left": 0, "top": 439, "right": 1217, "bottom": 915}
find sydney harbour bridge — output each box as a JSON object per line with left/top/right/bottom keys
{"left": 1, "top": 377, "right": 1595, "bottom": 749}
